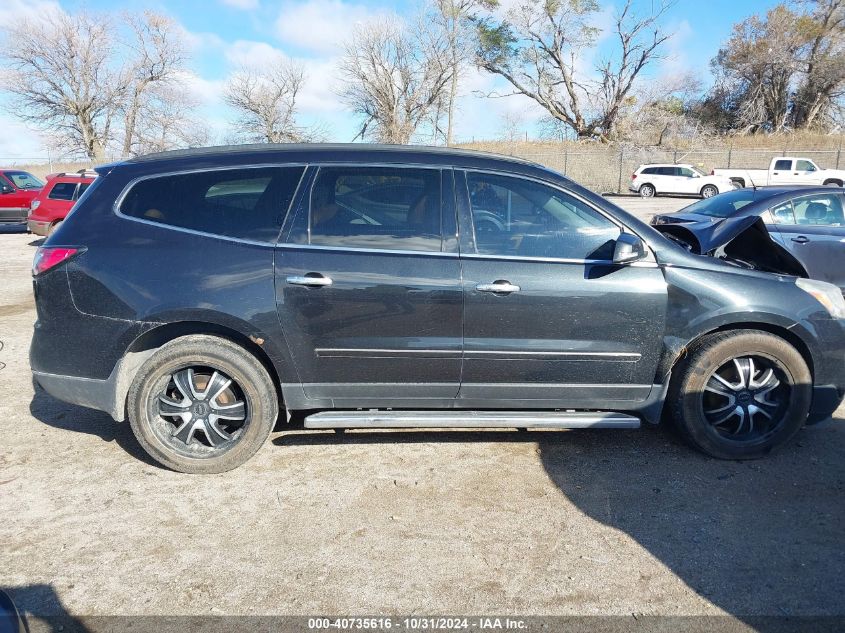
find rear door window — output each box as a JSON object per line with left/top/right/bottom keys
{"left": 307, "top": 166, "right": 442, "bottom": 252}
{"left": 774, "top": 159, "right": 792, "bottom": 171}
{"left": 119, "top": 166, "right": 305, "bottom": 242}
{"left": 48, "top": 182, "right": 78, "bottom": 201}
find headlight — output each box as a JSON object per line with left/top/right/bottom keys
{"left": 31, "top": 200, "right": 40, "bottom": 210}
{"left": 796, "top": 278, "right": 845, "bottom": 318}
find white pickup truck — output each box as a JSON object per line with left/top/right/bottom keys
{"left": 713, "top": 157, "right": 845, "bottom": 188}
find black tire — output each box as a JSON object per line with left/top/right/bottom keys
{"left": 127, "top": 334, "right": 279, "bottom": 474}
{"left": 47, "top": 220, "right": 62, "bottom": 236}
{"left": 639, "top": 183, "right": 656, "bottom": 198}
{"left": 668, "top": 330, "right": 811, "bottom": 460}
{"left": 700, "top": 184, "right": 719, "bottom": 198}
{"left": 822, "top": 179, "right": 843, "bottom": 187}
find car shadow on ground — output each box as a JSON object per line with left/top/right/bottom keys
{"left": 276, "top": 415, "right": 845, "bottom": 625}
{"left": 28, "top": 382, "right": 161, "bottom": 469}
{"left": 3, "top": 584, "right": 90, "bottom": 632}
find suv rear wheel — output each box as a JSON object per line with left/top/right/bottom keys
{"left": 700, "top": 184, "right": 719, "bottom": 198}
{"left": 639, "top": 183, "right": 656, "bottom": 198}
{"left": 668, "top": 330, "right": 811, "bottom": 459}
{"left": 127, "top": 334, "right": 279, "bottom": 474}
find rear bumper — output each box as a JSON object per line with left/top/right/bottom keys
{"left": 27, "top": 219, "right": 50, "bottom": 236}
{"left": 0, "top": 208, "right": 27, "bottom": 223}
{"left": 33, "top": 370, "right": 122, "bottom": 420}
{"left": 32, "top": 346, "right": 156, "bottom": 422}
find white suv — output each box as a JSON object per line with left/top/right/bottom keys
{"left": 630, "top": 164, "right": 734, "bottom": 199}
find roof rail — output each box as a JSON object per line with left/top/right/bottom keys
{"left": 50, "top": 168, "right": 98, "bottom": 178}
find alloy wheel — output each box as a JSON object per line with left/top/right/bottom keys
{"left": 154, "top": 366, "right": 248, "bottom": 455}
{"left": 701, "top": 356, "right": 789, "bottom": 442}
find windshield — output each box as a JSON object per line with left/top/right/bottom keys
{"left": 5, "top": 171, "right": 44, "bottom": 189}
{"left": 681, "top": 188, "right": 760, "bottom": 218}
{"left": 690, "top": 166, "right": 707, "bottom": 176}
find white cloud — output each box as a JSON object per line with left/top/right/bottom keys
{"left": 220, "top": 0, "right": 260, "bottom": 9}
{"left": 223, "top": 40, "right": 346, "bottom": 115}
{"left": 224, "top": 40, "right": 287, "bottom": 67}
{"left": 274, "top": 0, "right": 386, "bottom": 54}
{"left": 0, "top": 112, "right": 52, "bottom": 161}
{"left": 1, "top": 0, "right": 63, "bottom": 24}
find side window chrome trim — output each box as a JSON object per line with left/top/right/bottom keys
{"left": 275, "top": 242, "right": 460, "bottom": 258}
{"left": 460, "top": 252, "right": 658, "bottom": 267}
{"left": 112, "top": 163, "right": 307, "bottom": 246}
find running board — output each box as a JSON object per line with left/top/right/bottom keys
{"left": 304, "top": 410, "right": 640, "bottom": 430}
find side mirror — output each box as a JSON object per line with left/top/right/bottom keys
{"left": 0, "top": 185, "right": 13, "bottom": 194}
{"left": 613, "top": 233, "right": 647, "bottom": 264}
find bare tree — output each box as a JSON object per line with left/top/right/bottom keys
{"left": 792, "top": 0, "right": 845, "bottom": 129}
{"left": 339, "top": 15, "right": 453, "bottom": 144}
{"left": 432, "top": 0, "right": 494, "bottom": 145}
{"left": 132, "top": 83, "right": 209, "bottom": 154}
{"left": 615, "top": 72, "right": 704, "bottom": 146}
{"left": 475, "top": 0, "right": 674, "bottom": 141}
{"left": 0, "top": 9, "right": 191, "bottom": 159}
{"left": 121, "top": 11, "right": 188, "bottom": 156}
{"left": 0, "top": 11, "right": 125, "bottom": 159}
{"left": 225, "top": 60, "right": 323, "bottom": 143}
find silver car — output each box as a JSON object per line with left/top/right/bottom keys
{"left": 650, "top": 185, "right": 845, "bottom": 294}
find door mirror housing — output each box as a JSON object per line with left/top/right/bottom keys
{"left": 612, "top": 233, "right": 647, "bottom": 264}
{"left": 0, "top": 184, "right": 13, "bottom": 194}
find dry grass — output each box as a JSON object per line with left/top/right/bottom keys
{"left": 457, "top": 131, "right": 845, "bottom": 155}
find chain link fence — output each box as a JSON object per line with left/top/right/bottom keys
{"left": 3, "top": 146, "right": 845, "bottom": 194}
{"left": 494, "top": 147, "right": 845, "bottom": 194}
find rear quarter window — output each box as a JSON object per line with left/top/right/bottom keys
{"left": 48, "top": 182, "right": 77, "bottom": 201}
{"left": 118, "top": 166, "right": 305, "bottom": 242}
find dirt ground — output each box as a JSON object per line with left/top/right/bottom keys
{"left": 1, "top": 195, "right": 843, "bottom": 628}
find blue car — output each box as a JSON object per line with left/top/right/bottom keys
{"left": 651, "top": 185, "right": 845, "bottom": 294}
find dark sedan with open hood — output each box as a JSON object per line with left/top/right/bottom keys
{"left": 651, "top": 186, "right": 845, "bottom": 294}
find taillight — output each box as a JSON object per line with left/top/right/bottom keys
{"left": 710, "top": 169, "right": 715, "bottom": 175}
{"left": 631, "top": 173, "right": 637, "bottom": 180}
{"left": 32, "top": 247, "right": 80, "bottom": 276}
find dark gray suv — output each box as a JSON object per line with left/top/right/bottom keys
{"left": 29, "top": 144, "right": 845, "bottom": 473}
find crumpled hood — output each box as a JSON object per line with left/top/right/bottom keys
{"left": 653, "top": 214, "right": 808, "bottom": 278}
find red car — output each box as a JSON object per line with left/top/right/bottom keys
{"left": 27, "top": 170, "right": 96, "bottom": 236}
{"left": 0, "top": 169, "right": 43, "bottom": 224}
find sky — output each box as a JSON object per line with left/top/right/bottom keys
{"left": 0, "top": 0, "right": 774, "bottom": 161}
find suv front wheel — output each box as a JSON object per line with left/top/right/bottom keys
{"left": 668, "top": 330, "right": 811, "bottom": 459}
{"left": 127, "top": 334, "right": 279, "bottom": 474}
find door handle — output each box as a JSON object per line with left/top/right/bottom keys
{"left": 791, "top": 236, "right": 810, "bottom": 244}
{"left": 476, "top": 280, "right": 520, "bottom": 294}
{"left": 286, "top": 274, "right": 333, "bottom": 287}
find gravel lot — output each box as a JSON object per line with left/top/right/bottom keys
{"left": 1, "top": 195, "right": 843, "bottom": 629}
